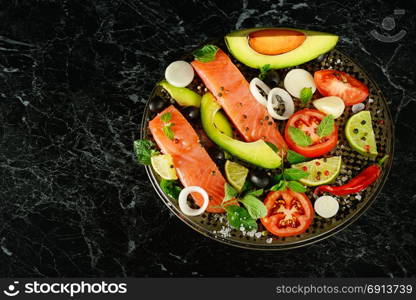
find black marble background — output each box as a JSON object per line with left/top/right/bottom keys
{"left": 0, "top": 0, "right": 415, "bottom": 277}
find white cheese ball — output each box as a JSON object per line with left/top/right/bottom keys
{"left": 165, "top": 60, "right": 194, "bottom": 87}
{"left": 284, "top": 68, "right": 316, "bottom": 98}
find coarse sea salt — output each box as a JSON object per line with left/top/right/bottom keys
{"left": 352, "top": 103, "right": 365, "bottom": 113}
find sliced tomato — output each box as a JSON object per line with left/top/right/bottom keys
{"left": 284, "top": 109, "right": 338, "bottom": 158}
{"left": 261, "top": 190, "right": 314, "bottom": 237}
{"left": 314, "top": 70, "right": 369, "bottom": 106}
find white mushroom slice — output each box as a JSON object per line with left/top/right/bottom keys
{"left": 313, "top": 96, "right": 345, "bottom": 119}
{"left": 178, "top": 186, "right": 209, "bottom": 216}
{"left": 266, "top": 88, "right": 294, "bottom": 120}
{"left": 249, "top": 78, "right": 271, "bottom": 106}
{"left": 284, "top": 69, "right": 316, "bottom": 98}
{"left": 165, "top": 61, "right": 194, "bottom": 87}
{"left": 314, "top": 195, "right": 339, "bottom": 218}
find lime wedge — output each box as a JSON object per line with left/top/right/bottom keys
{"left": 225, "top": 160, "right": 249, "bottom": 192}
{"left": 345, "top": 111, "right": 378, "bottom": 156}
{"left": 151, "top": 154, "right": 178, "bottom": 180}
{"left": 292, "top": 156, "right": 342, "bottom": 186}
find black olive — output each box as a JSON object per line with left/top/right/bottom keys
{"left": 210, "top": 149, "right": 225, "bottom": 165}
{"left": 183, "top": 106, "right": 200, "bottom": 121}
{"left": 249, "top": 170, "right": 271, "bottom": 188}
{"left": 264, "top": 70, "right": 280, "bottom": 87}
{"left": 149, "top": 96, "right": 168, "bottom": 113}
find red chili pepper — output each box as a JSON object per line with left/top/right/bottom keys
{"left": 314, "top": 155, "right": 389, "bottom": 196}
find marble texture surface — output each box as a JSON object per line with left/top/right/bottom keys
{"left": 0, "top": 0, "right": 415, "bottom": 277}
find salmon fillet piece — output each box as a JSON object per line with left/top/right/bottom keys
{"left": 149, "top": 105, "right": 225, "bottom": 213}
{"left": 192, "top": 49, "right": 287, "bottom": 155}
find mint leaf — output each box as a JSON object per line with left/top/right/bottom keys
{"left": 225, "top": 205, "right": 258, "bottom": 231}
{"left": 193, "top": 45, "right": 219, "bottom": 62}
{"left": 245, "top": 189, "right": 264, "bottom": 197}
{"left": 270, "top": 180, "right": 286, "bottom": 191}
{"left": 288, "top": 126, "right": 312, "bottom": 147}
{"left": 283, "top": 168, "right": 309, "bottom": 181}
{"left": 273, "top": 173, "right": 283, "bottom": 183}
{"left": 223, "top": 183, "right": 238, "bottom": 203}
{"left": 133, "top": 139, "right": 158, "bottom": 165}
{"left": 160, "top": 179, "right": 182, "bottom": 199}
{"left": 265, "top": 141, "right": 279, "bottom": 153}
{"left": 287, "top": 181, "right": 307, "bottom": 193}
{"left": 316, "top": 115, "right": 335, "bottom": 138}
{"left": 239, "top": 195, "right": 267, "bottom": 219}
{"left": 162, "top": 126, "right": 174, "bottom": 140}
{"left": 161, "top": 112, "right": 172, "bottom": 123}
{"left": 287, "top": 150, "right": 308, "bottom": 164}
{"left": 300, "top": 87, "right": 312, "bottom": 104}
{"left": 259, "top": 64, "right": 271, "bottom": 80}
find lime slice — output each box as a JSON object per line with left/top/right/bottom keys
{"left": 345, "top": 111, "right": 378, "bottom": 156}
{"left": 225, "top": 160, "right": 249, "bottom": 192}
{"left": 292, "top": 156, "right": 342, "bottom": 186}
{"left": 151, "top": 154, "right": 178, "bottom": 180}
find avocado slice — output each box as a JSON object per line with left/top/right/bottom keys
{"left": 201, "top": 93, "right": 282, "bottom": 169}
{"left": 158, "top": 80, "right": 201, "bottom": 107}
{"left": 225, "top": 28, "right": 338, "bottom": 69}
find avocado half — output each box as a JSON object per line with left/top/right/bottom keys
{"left": 224, "top": 28, "right": 339, "bottom": 69}
{"left": 201, "top": 93, "right": 282, "bottom": 169}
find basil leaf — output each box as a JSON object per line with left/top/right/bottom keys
{"left": 162, "top": 126, "right": 174, "bottom": 140}
{"left": 283, "top": 168, "right": 309, "bottom": 181}
{"left": 317, "top": 115, "right": 335, "bottom": 138}
{"left": 160, "top": 179, "right": 182, "bottom": 199}
{"left": 300, "top": 87, "right": 312, "bottom": 104}
{"left": 265, "top": 141, "right": 279, "bottom": 153}
{"left": 225, "top": 205, "right": 258, "bottom": 231}
{"left": 259, "top": 64, "right": 271, "bottom": 80}
{"left": 288, "top": 126, "right": 312, "bottom": 147}
{"left": 224, "top": 183, "right": 238, "bottom": 202}
{"left": 273, "top": 173, "right": 283, "bottom": 183}
{"left": 133, "top": 139, "right": 157, "bottom": 165}
{"left": 287, "top": 181, "right": 307, "bottom": 193}
{"left": 239, "top": 195, "right": 267, "bottom": 219}
{"left": 161, "top": 112, "right": 172, "bottom": 123}
{"left": 270, "top": 180, "right": 286, "bottom": 191}
{"left": 287, "top": 150, "right": 308, "bottom": 164}
{"left": 245, "top": 189, "right": 264, "bottom": 197}
{"left": 193, "top": 45, "right": 219, "bottom": 62}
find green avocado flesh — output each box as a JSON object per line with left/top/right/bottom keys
{"left": 224, "top": 28, "right": 339, "bottom": 69}
{"left": 201, "top": 93, "right": 282, "bottom": 169}
{"left": 159, "top": 80, "right": 201, "bottom": 107}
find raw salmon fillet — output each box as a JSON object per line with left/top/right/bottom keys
{"left": 192, "top": 49, "right": 287, "bottom": 155}
{"left": 149, "top": 105, "right": 225, "bottom": 213}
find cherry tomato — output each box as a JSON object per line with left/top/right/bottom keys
{"left": 314, "top": 70, "right": 369, "bottom": 106}
{"left": 284, "top": 109, "right": 338, "bottom": 158}
{"left": 261, "top": 190, "right": 314, "bottom": 237}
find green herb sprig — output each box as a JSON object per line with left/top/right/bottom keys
{"left": 222, "top": 183, "right": 267, "bottom": 231}
{"left": 161, "top": 112, "right": 175, "bottom": 140}
{"left": 133, "top": 139, "right": 159, "bottom": 165}
{"left": 193, "top": 45, "right": 219, "bottom": 62}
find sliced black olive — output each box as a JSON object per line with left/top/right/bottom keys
{"left": 249, "top": 170, "right": 271, "bottom": 188}
{"left": 149, "top": 96, "right": 168, "bottom": 113}
{"left": 183, "top": 106, "right": 200, "bottom": 121}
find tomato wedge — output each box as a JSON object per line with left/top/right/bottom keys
{"left": 314, "top": 70, "right": 369, "bottom": 106}
{"left": 261, "top": 190, "right": 314, "bottom": 237}
{"left": 284, "top": 109, "right": 338, "bottom": 158}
